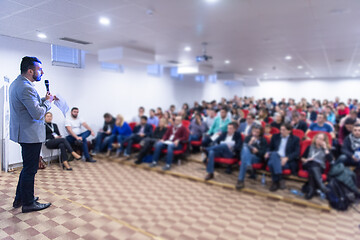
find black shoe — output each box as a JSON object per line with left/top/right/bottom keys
{"left": 62, "top": 164, "right": 73, "bottom": 171}
{"left": 22, "top": 201, "right": 51, "bottom": 213}
{"left": 279, "top": 180, "right": 286, "bottom": 190}
{"left": 269, "top": 182, "right": 279, "bottom": 192}
{"left": 134, "top": 160, "right": 142, "bottom": 165}
{"left": 13, "top": 197, "right": 39, "bottom": 208}
{"left": 236, "top": 180, "right": 245, "bottom": 190}
{"left": 86, "top": 157, "right": 96, "bottom": 163}
{"left": 205, "top": 173, "right": 214, "bottom": 181}
{"left": 305, "top": 174, "right": 315, "bottom": 200}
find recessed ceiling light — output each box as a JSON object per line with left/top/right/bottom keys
{"left": 275, "top": 76, "right": 279, "bottom": 79}
{"left": 310, "top": 75, "right": 315, "bottom": 79}
{"left": 263, "top": 73, "right": 268, "bottom": 76}
{"left": 355, "top": 70, "right": 359, "bottom": 74}
{"left": 248, "top": 68, "right": 253, "bottom": 72}
{"left": 305, "top": 72, "right": 310, "bottom": 75}
{"left": 285, "top": 55, "right": 292, "bottom": 60}
{"left": 99, "top": 17, "right": 110, "bottom": 26}
{"left": 225, "top": 60, "right": 230, "bottom": 64}
{"left": 205, "top": 0, "right": 219, "bottom": 3}
{"left": 297, "top": 65, "right": 303, "bottom": 69}
{"left": 37, "top": 33, "right": 47, "bottom": 39}
{"left": 184, "top": 46, "right": 191, "bottom": 52}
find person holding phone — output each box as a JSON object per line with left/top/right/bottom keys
{"left": 301, "top": 133, "right": 333, "bottom": 199}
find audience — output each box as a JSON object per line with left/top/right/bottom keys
{"left": 65, "top": 107, "right": 96, "bottom": 162}
{"left": 93, "top": 113, "right": 115, "bottom": 155}
{"left": 134, "top": 118, "right": 168, "bottom": 164}
{"left": 147, "top": 109, "right": 159, "bottom": 127}
{"left": 301, "top": 133, "right": 332, "bottom": 199}
{"left": 266, "top": 123, "right": 300, "bottom": 192}
{"left": 204, "top": 122, "right": 242, "bottom": 181}
{"left": 44, "top": 112, "right": 81, "bottom": 170}
{"left": 120, "top": 116, "right": 153, "bottom": 159}
{"left": 291, "top": 111, "right": 308, "bottom": 133}
{"left": 189, "top": 113, "right": 208, "bottom": 142}
{"left": 106, "top": 114, "right": 132, "bottom": 157}
{"left": 306, "top": 113, "right": 335, "bottom": 139}
{"left": 202, "top": 108, "right": 231, "bottom": 147}
{"left": 149, "top": 116, "right": 189, "bottom": 171}
{"left": 236, "top": 124, "right": 268, "bottom": 189}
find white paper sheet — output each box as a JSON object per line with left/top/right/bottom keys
{"left": 53, "top": 94, "right": 69, "bottom": 117}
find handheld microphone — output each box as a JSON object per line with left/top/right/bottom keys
{"left": 44, "top": 80, "right": 50, "bottom": 93}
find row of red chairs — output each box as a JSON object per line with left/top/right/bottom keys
{"left": 201, "top": 130, "right": 331, "bottom": 180}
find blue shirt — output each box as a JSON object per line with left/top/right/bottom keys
{"left": 147, "top": 116, "right": 159, "bottom": 127}
{"left": 277, "top": 136, "right": 289, "bottom": 157}
{"left": 309, "top": 122, "right": 333, "bottom": 133}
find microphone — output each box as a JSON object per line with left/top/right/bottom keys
{"left": 44, "top": 80, "right": 50, "bottom": 93}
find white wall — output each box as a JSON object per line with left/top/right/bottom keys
{"left": 0, "top": 34, "right": 243, "bottom": 165}
{"left": 244, "top": 79, "right": 360, "bottom": 102}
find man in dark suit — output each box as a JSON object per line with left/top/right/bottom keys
{"left": 10, "top": 56, "right": 54, "bottom": 213}
{"left": 204, "top": 122, "right": 243, "bottom": 181}
{"left": 121, "top": 116, "right": 153, "bottom": 158}
{"left": 266, "top": 123, "right": 300, "bottom": 192}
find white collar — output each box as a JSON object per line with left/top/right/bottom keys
{"left": 23, "top": 76, "right": 35, "bottom": 86}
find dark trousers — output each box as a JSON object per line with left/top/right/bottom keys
{"left": 303, "top": 161, "right": 324, "bottom": 176}
{"left": 137, "top": 138, "right": 158, "bottom": 161}
{"left": 14, "top": 143, "right": 42, "bottom": 206}
{"left": 94, "top": 132, "right": 111, "bottom": 153}
{"left": 66, "top": 130, "right": 91, "bottom": 159}
{"left": 121, "top": 134, "right": 143, "bottom": 155}
{"left": 338, "top": 154, "right": 360, "bottom": 169}
{"left": 45, "top": 138, "right": 74, "bottom": 163}
{"left": 201, "top": 135, "right": 214, "bottom": 148}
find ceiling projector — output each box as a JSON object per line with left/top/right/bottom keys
{"left": 196, "top": 42, "right": 213, "bottom": 63}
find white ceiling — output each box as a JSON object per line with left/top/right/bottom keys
{"left": 1, "top": 0, "right": 360, "bottom": 80}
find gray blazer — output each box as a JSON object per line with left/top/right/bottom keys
{"left": 9, "top": 75, "right": 51, "bottom": 143}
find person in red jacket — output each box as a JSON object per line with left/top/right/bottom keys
{"left": 149, "top": 116, "right": 189, "bottom": 171}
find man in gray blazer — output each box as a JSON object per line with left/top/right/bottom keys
{"left": 10, "top": 56, "right": 54, "bottom": 213}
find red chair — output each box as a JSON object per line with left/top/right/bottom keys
{"left": 298, "top": 139, "right": 328, "bottom": 181}
{"left": 182, "top": 120, "right": 191, "bottom": 129}
{"left": 292, "top": 129, "right": 305, "bottom": 142}
{"left": 261, "top": 121, "right": 266, "bottom": 128}
{"left": 190, "top": 138, "right": 202, "bottom": 147}
{"left": 239, "top": 161, "right": 264, "bottom": 170}
{"left": 306, "top": 131, "right": 332, "bottom": 143}
{"left": 265, "top": 166, "right": 291, "bottom": 175}
{"left": 241, "top": 133, "right": 245, "bottom": 142}
{"left": 267, "top": 117, "right": 273, "bottom": 124}
{"left": 215, "top": 157, "right": 239, "bottom": 165}
{"left": 161, "top": 143, "right": 188, "bottom": 155}
{"left": 270, "top": 127, "right": 280, "bottom": 135}
{"left": 242, "top": 109, "right": 249, "bottom": 118}
{"left": 129, "top": 122, "right": 137, "bottom": 131}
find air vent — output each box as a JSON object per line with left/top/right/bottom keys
{"left": 168, "top": 60, "right": 180, "bottom": 64}
{"left": 59, "top": 37, "right": 92, "bottom": 45}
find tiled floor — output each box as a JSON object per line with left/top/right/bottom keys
{"left": 1, "top": 155, "right": 360, "bottom": 240}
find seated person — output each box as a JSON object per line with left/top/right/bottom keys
{"left": 189, "top": 113, "right": 208, "bottom": 141}
{"left": 301, "top": 133, "right": 332, "bottom": 199}
{"left": 257, "top": 108, "right": 270, "bottom": 123}
{"left": 147, "top": 109, "right": 159, "bottom": 127}
{"left": 44, "top": 112, "right": 81, "bottom": 170}
{"left": 339, "top": 118, "right": 356, "bottom": 145}
{"left": 132, "top": 106, "right": 145, "bottom": 124}
{"left": 291, "top": 111, "right": 308, "bottom": 133}
{"left": 149, "top": 116, "right": 189, "bottom": 171}
{"left": 338, "top": 124, "right": 360, "bottom": 178}
{"left": 238, "top": 113, "right": 260, "bottom": 137}
{"left": 307, "top": 105, "right": 317, "bottom": 122}
{"left": 270, "top": 112, "right": 284, "bottom": 130}
{"left": 339, "top": 110, "right": 360, "bottom": 127}
{"left": 204, "top": 122, "right": 242, "bottom": 181}
{"left": 236, "top": 124, "right": 268, "bottom": 189}
{"left": 135, "top": 118, "right": 168, "bottom": 164}
{"left": 93, "top": 113, "right": 115, "bottom": 155}
{"left": 202, "top": 108, "right": 230, "bottom": 147}
{"left": 264, "top": 123, "right": 272, "bottom": 137}
{"left": 266, "top": 123, "right": 300, "bottom": 192}
{"left": 121, "top": 116, "right": 153, "bottom": 158}
{"left": 337, "top": 102, "right": 350, "bottom": 121}
{"left": 106, "top": 114, "right": 132, "bottom": 157}
{"left": 324, "top": 105, "right": 336, "bottom": 125}
{"left": 65, "top": 107, "right": 96, "bottom": 162}
{"left": 306, "top": 113, "right": 335, "bottom": 139}
{"left": 204, "top": 108, "right": 217, "bottom": 130}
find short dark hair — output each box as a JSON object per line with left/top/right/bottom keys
{"left": 103, "top": 113, "right": 111, "bottom": 118}
{"left": 247, "top": 113, "right": 256, "bottom": 119}
{"left": 251, "top": 124, "right": 264, "bottom": 137}
{"left": 354, "top": 123, "right": 360, "bottom": 128}
{"left": 20, "top": 56, "right": 41, "bottom": 74}
{"left": 141, "top": 116, "right": 148, "bottom": 121}
{"left": 150, "top": 109, "right": 155, "bottom": 113}
{"left": 281, "top": 123, "right": 293, "bottom": 131}
{"left": 345, "top": 118, "right": 356, "bottom": 125}
{"left": 71, "top": 107, "right": 79, "bottom": 112}
{"left": 228, "top": 121, "right": 239, "bottom": 129}
{"left": 139, "top": 106, "right": 145, "bottom": 111}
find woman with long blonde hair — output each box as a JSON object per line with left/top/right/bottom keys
{"left": 106, "top": 114, "right": 132, "bottom": 157}
{"left": 301, "top": 133, "right": 333, "bottom": 199}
